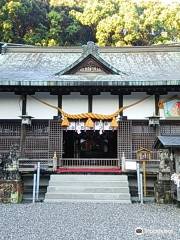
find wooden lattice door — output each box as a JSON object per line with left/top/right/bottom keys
{"left": 48, "top": 120, "right": 63, "bottom": 161}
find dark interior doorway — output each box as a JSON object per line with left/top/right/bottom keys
{"left": 63, "top": 130, "right": 117, "bottom": 158}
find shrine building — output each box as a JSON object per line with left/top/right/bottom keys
{"left": 0, "top": 42, "right": 180, "bottom": 202}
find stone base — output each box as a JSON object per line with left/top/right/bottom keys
{"left": 158, "top": 172, "right": 171, "bottom": 181}
{"left": 154, "top": 180, "right": 173, "bottom": 204}
{"left": 0, "top": 180, "right": 23, "bottom": 203}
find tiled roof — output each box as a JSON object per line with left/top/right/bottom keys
{"left": 154, "top": 136, "right": 180, "bottom": 148}
{"left": 0, "top": 43, "right": 180, "bottom": 87}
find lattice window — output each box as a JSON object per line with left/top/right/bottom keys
{"left": 118, "top": 121, "right": 132, "bottom": 160}
{"left": 0, "top": 120, "right": 21, "bottom": 155}
{"left": 24, "top": 120, "right": 49, "bottom": 159}
{"left": 132, "top": 121, "right": 157, "bottom": 159}
{"left": 0, "top": 120, "right": 21, "bottom": 136}
{"left": 132, "top": 125, "right": 154, "bottom": 134}
{"left": 48, "top": 120, "right": 63, "bottom": 159}
{"left": 0, "top": 120, "right": 49, "bottom": 159}
{"left": 0, "top": 138, "right": 20, "bottom": 153}
{"left": 160, "top": 121, "right": 180, "bottom": 135}
{"left": 26, "top": 120, "right": 49, "bottom": 136}
{"left": 24, "top": 151, "right": 49, "bottom": 159}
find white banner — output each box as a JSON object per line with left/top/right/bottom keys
{"left": 67, "top": 121, "right": 113, "bottom": 131}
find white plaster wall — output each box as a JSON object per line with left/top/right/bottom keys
{"left": 62, "top": 93, "right": 88, "bottom": 114}
{"left": 159, "top": 92, "right": 180, "bottom": 119}
{"left": 93, "top": 93, "right": 119, "bottom": 114}
{"left": 0, "top": 92, "right": 21, "bottom": 119}
{"left": 123, "top": 93, "right": 155, "bottom": 119}
{"left": 27, "top": 93, "right": 57, "bottom": 119}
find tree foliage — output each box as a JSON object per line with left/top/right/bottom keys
{"left": 0, "top": 0, "right": 180, "bottom": 46}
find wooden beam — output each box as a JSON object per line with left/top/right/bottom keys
{"left": 15, "top": 91, "right": 35, "bottom": 95}
{"left": 50, "top": 90, "right": 70, "bottom": 95}
{"left": 80, "top": 90, "right": 100, "bottom": 95}
{"left": 110, "top": 89, "right": 131, "bottom": 95}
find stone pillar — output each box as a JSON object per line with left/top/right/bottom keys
{"left": 154, "top": 150, "right": 173, "bottom": 204}
{"left": 0, "top": 146, "right": 23, "bottom": 203}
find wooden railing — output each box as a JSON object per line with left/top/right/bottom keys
{"left": 18, "top": 158, "right": 53, "bottom": 172}
{"left": 18, "top": 158, "right": 160, "bottom": 173}
{"left": 60, "top": 158, "right": 120, "bottom": 168}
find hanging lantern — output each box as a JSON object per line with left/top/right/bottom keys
{"left": 147, "top": 114, "right": 160, "bottom": 127}
{"left": 85, "top": 118, "right": 94, "bottom": 128}
{"left": 61, "top": 116, "right": 70, "bottom": 127}
{"left": 110, "top": 117, "right": 118, "bottom": 128}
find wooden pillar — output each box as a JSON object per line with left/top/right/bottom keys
{"left": 20, "top": 94, "right": 27, "bottom": 157}
{"left": 58, "top": 95, "right": 63, "bottom": 167}
{"left": 119, "top": 94, "right": 123, "bottom": 116}
{"left": 88, "top": 95, "right": 93, "bottom": 112}
{"left": 58, "top": 95, "right": 62, "bottom": 116}
{"left": 155, "top": 94, "right": 160, "bottom": 115}
{"left": 22, "top": 94, "right": 27, "bottom": 115}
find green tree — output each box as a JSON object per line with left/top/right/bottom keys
{"left": 0, "top": 0, "right": 180, "bottom": 46}
{"left": 72, "top": 0, "right": 180, "bottom": 46}
{"left": 47, "top": 2, "right": 90, "bottom": 45}
{"left": 96, "top": 1, "right": 140, "bottom": 46}
{"left": 71, "top": 0, "right": 119, "bottom": 41}
{"left": 0, "top": 0, "right": 49, "bottom": 44}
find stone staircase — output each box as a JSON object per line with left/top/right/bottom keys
{"left": 22, "top": 174, "right": 50, "bottom": 202}
{"left": 44, "top": 174, "right": 131, "bottom": 203}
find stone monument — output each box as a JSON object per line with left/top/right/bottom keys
{"left": 0, "top": 145, "right": 23, "bottom": 203}
{"left": 155, "top": 150, "right": 173, "bottom": 203}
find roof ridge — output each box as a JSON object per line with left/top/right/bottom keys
{"left": 1, "top": 41, "right": 180, "bottom": 54}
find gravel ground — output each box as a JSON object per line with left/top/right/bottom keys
{"left": 0, "top": 203, "right": 180, "bottom": 240}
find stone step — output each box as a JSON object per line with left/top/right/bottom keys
{"left": 44, "top": 199, "right": 131, "bottom": 203}
{"left": 50, "top": 174, "right": 128, "bottom": 181}
{"left": 48, "top": 181, "right": 129, "bottom": 187}
{"left": 47, "top": 186, "right": 130, "bottom": 193}
{"left": 23, "top": 178, "right": 49, "bottom": 186}
{"left": 23, "top": 193, "right": 44, "bottom": 202}
{"left": 45, "top": 174, "right": 131, "bottom": 203}
{"left": 45, "top": 192, "right": 131, "bottom": 200}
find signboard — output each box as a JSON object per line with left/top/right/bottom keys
{"left": 125, "top": 161, "right": 137, "bottom": 170}
{"left": 137, "top": 148, "right": 151, "bottom": 161}
{"left": 164, "top": 99, "right": 180, "bottom": 118}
